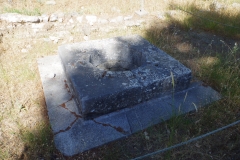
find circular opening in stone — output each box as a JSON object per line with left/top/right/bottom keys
{"left": 89, "top": 46, "right": 146, "bottom": 71}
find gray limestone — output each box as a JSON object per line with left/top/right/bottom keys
{"left": 49, "top": 14, "right": 58, "bottom": 22}
{"left": 0, "top": 13, "right": 40, "bottom": 23}
{"left": 58, "top": 35, "right": 192, "bottom": 119}
{"left": 38, "top": 35, "right": 221, "bottom": 156}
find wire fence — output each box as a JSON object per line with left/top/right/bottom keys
{"left": 132, "top": 119, "right": 240, "bottom": 160}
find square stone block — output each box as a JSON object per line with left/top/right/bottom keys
{"left": 58, "top": 35, "right": 192, "bottom": 119}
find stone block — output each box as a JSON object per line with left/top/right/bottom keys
{"left": 38, "top": 54, "right": 221, "bottom": 156}
{"left": 58, "top": 35, "right": 192, "bottom": 119}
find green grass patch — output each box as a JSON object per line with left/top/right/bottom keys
{"left": 0, "top": 149, "right": 9, "bottom": 160}
{"left": 201, "top": 44, "right": 240, "bottom": 96}
{"left": 3, "top": 7, "right": 41, "bottom": 16}
{"left": 20, "top": 124, "right": 55, "bottom": 159}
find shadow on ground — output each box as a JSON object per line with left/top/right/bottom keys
{"left": 18, "top": 93, "right": 58, "bottom": 160}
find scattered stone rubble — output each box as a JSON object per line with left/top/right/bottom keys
{"left": 0, "top": 2, "right": 239, "bottom": 45}
{"left": 0, "top": 11, "right": 150, "bottom": 43}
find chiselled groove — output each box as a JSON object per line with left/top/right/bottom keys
{"left": 93, "top": 119, "right": 128, "bottom": 134}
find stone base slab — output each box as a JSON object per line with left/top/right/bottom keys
{"left": 38, "top": 55, "right": 220, "bottom": 156}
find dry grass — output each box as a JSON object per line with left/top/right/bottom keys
{"left": 0, "top": 0, "right": 169, "bottom": 16}
{"left": 0, "top": 0, "right": 240, "bottom": 159}
{"left": 167, "top": 0, "right": 240, "bottom": 38}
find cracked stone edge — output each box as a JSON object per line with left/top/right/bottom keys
{"left": 38, "top": 54, "right": 221, "bottom": 156}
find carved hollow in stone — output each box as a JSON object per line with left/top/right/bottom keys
{"left": 58, "top": 35, "right": 192, "bottom": 119}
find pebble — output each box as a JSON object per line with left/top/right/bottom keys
{"left": 98, "top": 18, "right": 108, "bottom": 24}
{"left": 85, "top": 15, "right": 97, "bottom": 25}
{"left": 49, "top": 14, "right": 58, "bottom": 22}
{"left": 124, "top": 15, "right": 132, "bottom": 21}
{"left": 76, "top": 16, "right": 83, "bottom": 23}
{"left": 110, "top": 16, "right": 123, "bottom": 23}
{"left": 31, "top": 23, "right": 45, "bottom": 29}
{"left": 41, "top": 14, "right": 49, "bottom": 22}
{"left": 45, "top": 0, "right": 56, "bottom": 5}
{"left": 21, "top": 49, "right": 28, "bottom": 53}
{"left": 84, "top": 35, "right": 89, "bottom": 41}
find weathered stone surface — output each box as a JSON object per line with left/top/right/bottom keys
{"left": 58, "top": 35, "right": 192, "bottom": 119}
{"left": 38, "top": 52, "right": 220, "bottom": 156}
{"left": 0, "top": 13, "right": 40, "bottom": 23}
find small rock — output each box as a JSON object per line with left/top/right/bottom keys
{"left": 21, "top": 15, "right": 40, "bottom": 23}
{"left": 49, "top": 14, "right": 58, "bottom": 22}
{"left": 76, "top": 16, "right": 83, "bottom": 23}
{"left": 68, "top": 18, "right": 74, "bottom": 24}
{"left": 31, "top": 23, "right": 45, "bottom": 29}
{"left": 82, "top": 24, "right": 91, "bottom": 36}
{"left": 124, "top": 15, "right": 133, "bottom": 21}
{"left": 0, "top": 13, "right": 20, "bottom": 23}
{"left": 144, "top": 131, "right": 150, "bottom": 140}
{"left": 98, "top": 18, "right": 108, "bottom": 24}
{"left": 85, "top": 15, "right": 97, "bottom": 25}
{"left": 68, "top": 36, "right": 74, "bottom": 42}
{"left": 45, "top": 0, "right": 56, "bottom": 5}
{"left": 84, "top": 35, "right": 89, "bottom": 41}
{"left": 57, "top": 12, "right": 65, "bottom": 22}
{"left": 21, "top": 49, "right": 28, "bottom": 53}
{"left": 110, "top": 16, "right": 123, "bottom": 23}
{"left": 58, "top": 18, "right": 63, "bottom": 23}
{"left": 41, "top": 14, "right": 49, "bottom": 22}
{"left": 49, "top": 36, "right": 60, "bottom": 43}
{"left": 0, "top": 13, "right": 40, "bottom": 23}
